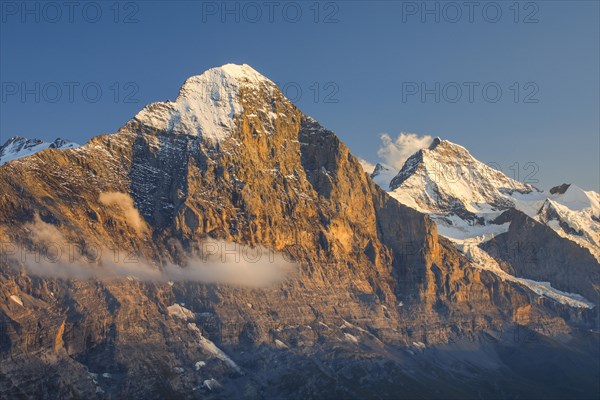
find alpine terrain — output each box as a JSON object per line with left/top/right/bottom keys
{"left": 0, "top": 64, "right": 598, "bottom": 399}
{"left": 0, "top": 137, "right": 79, "bottom": 166}
{"left": 373, "top": 138, "right": 600, "bottom": 304}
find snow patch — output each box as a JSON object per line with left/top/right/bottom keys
{"left": 344, "top": 333, "right": 359, "bottom": 344}
{"left": 187, "top": 323, "right": 241, "bottom": 373}
{"left": 133, "top": 64, "right": 273, "bottom": 144}
{"left": 9, "top": 295, "right": 23, "bottom": 306}
{"left": 434, "top": 216, "right": 510, "bottom": 243}
{"left": 203, "top": 378, "right": 222, "bottom": 391}
{"left": 167, "top": 304, "right": 195, "bottom": 320}
{"left": 412, "top": 341, "right": 426, "bottom": 350}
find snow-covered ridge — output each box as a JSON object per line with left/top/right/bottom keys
{"left": 530, "top": 187, "right": 600, "bottom": 260}
{"left": 0, "top": 136, "right": 79, "bottom": 166}
{"left": 374, "top": 137, "right": 600, "bottom": 262}
{"left": 370, "top": 163, "right": 396, "bottom": 189}
{"left": 368, "top": 136, "right": 598, "bottom": 308}
{"left": 388, "top": 137, "right": 535, "bottom": 214}
{"left": 132, "top": 63, "right": 275, "bottom": 143}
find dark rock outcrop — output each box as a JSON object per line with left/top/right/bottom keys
{"left": 483, "top": 209, "right": 600, "bottom": 302}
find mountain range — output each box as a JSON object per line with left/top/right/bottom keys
{"left": 373, "top": 138, "right": 599, "bottom": 262}
{"left": 0, "top": 137, "right": 79, "bottom": 166}
{"left": 0, "top": 64, "right": 598, "bottom": 399}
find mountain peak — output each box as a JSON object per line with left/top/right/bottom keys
{"left": 214, "top": 63, "right": 269, "bottom": 81}
{"left": 0, "top": 136, "right": 79, "bottom": 166}
{"left": 425, "top": 137, "right": 471, "bottom": 155}
{"left": 3, "top": 135, "right": 27, "bottom": 145}
{"left": 179, "top": 64, "right": 273, "bottom": 97}
{"left": 1, "top": 136, "right": 44, "bottom": 155}
{"left": 132, "top": 64, "right": 278, "bottom": 143}
{"left": 370, "top": 162, "right": 396, "bottom": 189}
{"left": 550, "top": 183, "right": 571, "bottom": 195}
{"left": 2, "top": 136, "right": 42, "bottom": 147}
{"left": 388, "top": 137, "right": 533, "bottom": 213}
{"left": 371, "top": 163, "right": 387, "bottom": 175}
{"left": 378, "top": 137, "right": 599, "bottom": 261}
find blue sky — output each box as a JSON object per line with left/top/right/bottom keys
{"left": 1, "top": 0, "right": 598, "bottom": 190}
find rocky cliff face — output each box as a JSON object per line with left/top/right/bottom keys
{"left": 482, "top": 209, "right": 600, "bottom": 302}
{"left": 0, "top": 64, "right": 597, "bottom": 399}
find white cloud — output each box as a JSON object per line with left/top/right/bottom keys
{"left": 99, "top": 192, "right": 148, "bottom": 234}
{"left": 10, "top": 217, "right": 295, "bottom": 288}
{"left": 376, "top": 133, "right": 433, "bottom": 170}
{"left": 357, "top": 158, "right": 376, "bottom": 174}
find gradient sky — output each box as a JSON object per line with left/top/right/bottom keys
{"left": 1, "top": 0, "right": 598, "bottom": 190}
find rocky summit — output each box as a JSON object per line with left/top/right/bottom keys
{"left": 0, "top": 64, "right": 598, "bottom": 399}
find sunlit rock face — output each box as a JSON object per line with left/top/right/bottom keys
{"left": 0, "top": 64, "right": 597, "bottom": 399}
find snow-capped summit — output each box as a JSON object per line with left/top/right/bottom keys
{"left": 369, "top": 163, "right": 396, "bottom": 189}
{"left": 0, "top": 136, "right": 79, "bottom": 166}
{"left": 549, "top": 183, "right": 571, "bottom": 195}
{"left": 388, "top": 138, "right": 534, "bottom": 215}
{"left": 549, "top": 184, "right": 599, "bottom": 213}
{"left": 534, "top": 185, "right": 600, "bottom": 258}
{"left": 132, "top": 64, "right": 276, "bottom": 143}
{"left": 372, "top": 138, "right": 599, "bottom": 261}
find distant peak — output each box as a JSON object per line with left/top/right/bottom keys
{"left": 550, "top": 183, "right": 571, "bottom": 195}
{"left": 372, "top": 163, "right": 389, "bottom": 173}
{"left": 2, "top": 136, "right": 27, "bottom": 146}
{"left": 424, "top": 137, "right": 472, "bottom": 156}
{"left": 0, "top": 135, "right": 79, "bottom": 166}
{"left": 1, "top": 136, "right": 43, "bottom": 149}
{"left": 371, "top": 163, "right": 391, "bottom": 178}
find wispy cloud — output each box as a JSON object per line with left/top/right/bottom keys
{"left": 99, "top": 192, "right": 148, "bottom": 234}
{"left": 377, "top": 133, "right": 433, "bottom": 170}
{"left": 7, "top": 217, "right": 296, "bottom": 287}
{"left": 357, "top": 158, "right": 376, "bottom": 174}
{"left": 357, "top": 133, "right": 434, "bottom": 174}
